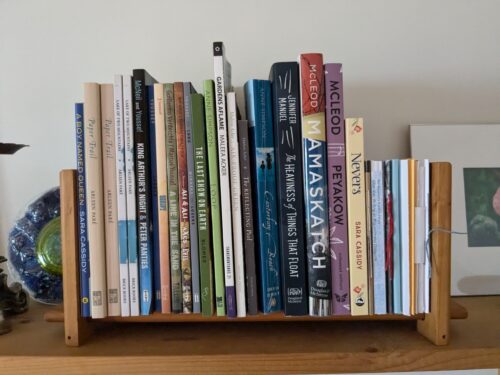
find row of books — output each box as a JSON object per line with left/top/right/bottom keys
{"left": 75, "top": 42, "right": 431, "bottom": 318}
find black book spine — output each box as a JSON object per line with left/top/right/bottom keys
{"left": 237, "top": 119, "right": 258, "bottom": 315}
{"left": 384, "top": 160, "right": 394, "bottom": 313}
{"left": 269, "top": 62, "right": 308, "bottom": 316}
{"left": 132, "top": 69, "right": 156, "bottom": 315}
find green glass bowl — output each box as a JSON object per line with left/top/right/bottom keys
{"left": 35, "top": 217, "right": 62, "bottom": 275}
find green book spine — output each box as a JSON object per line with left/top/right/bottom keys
{"left": 164, "top": 83, "right": 182, "bottom": 313}
{"left": 203, "top": 79, "right": 226, "bottom": 316}
{"left": 191, "top": 93, "right": 214, "bottom": 317}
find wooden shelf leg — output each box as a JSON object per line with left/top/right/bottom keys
{"left": 417, "top": 162, "right": 452, "bottom": 345}
{"left": 61, "top": 170, "right": 92, "bottom": 347}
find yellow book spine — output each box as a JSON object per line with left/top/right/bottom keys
{"left": 408, "top": 159, "right": 416, "bottom": 315}
{"left": 345, "top": 118, "right": 369, "bottom": 316}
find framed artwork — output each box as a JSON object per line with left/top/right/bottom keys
{"left": 410, "top": 124, "right": 500, "bottom": 296}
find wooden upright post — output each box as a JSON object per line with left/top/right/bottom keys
{"left": 60, "top": 169, "right": 91, "bottom": 346}
{"left": 417, "top": 162, "right": 452, "bottom": 345}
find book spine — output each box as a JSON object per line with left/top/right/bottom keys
{"left": 184, "top": 82, "right": 200, "bottom": 314}
{"left": 371, "top": 161, "right": 387, "bottom": 314}
{"left": 237, "top": 119, "right": 258, "bottom": 315}
{"left": 113, "top": 75, "right": 130, "bottom": 317}
{"left": 203, "top": 79, "right": 226, "bottom": 316}
{"left": 409, "top": 159, "right": 416, "bottom": 315}
{"left": 364, "top": 162, "right": 374, "bottom": 315}
{"left": 132, "top": 69, "right": 154, "bottom": 315}
{"left": 148, "top": 85, "right": 160, "bottom": 312}
{"left": 345, "top": 118, "right": 369, "bottom": 316}
{"left": 384, "top": 160, "right": 394, "bottom": 314}
{"left": 213, "top": 42, "right": 236, "bottom": 317}
{"left": 191, "top": 93, "right": 214, "bottom": 317}
{"left": 165, "top": 83, "right": 182, "bottom": 313}
{"left": 101, "top": 84, "right": 121, "bottom": 317}
{"left": 269, "top": 62, "right": 307, "bottom": 316}
{"left": 174, "top": 82, "right": 192, "bottom": 313}
{"left": 415, "top": 160, "right": 426, "bottom": 314}
{"left": 123, "top": 75, "right": 140, "bottom": 316}
{"left": 399, "top": 160, "right": 410, "bottom": 316}
{"left": 75, "top": 102, "right": 90, "bottom": 318}
{"left": 153, "top": 83, "right": 170, "bottom": 313}
{"left": 83, "top": 82, "right": 107, "bottom": 318}
{"left": 227, "top": 92, "right": 246, "bottom": 317}
{"left": 299, "top": 54, "right": 331, "bottom": 316}
{"left": 244, "top": 79, "right": 281, "bottom": 314}
{"left": 391, "top": 159, "right": 402, "bottom": 314}
{"left": 324, "top": 63, "right": 350, "bottom": 315}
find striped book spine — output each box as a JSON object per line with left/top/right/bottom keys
{"left": 345, "top": 118, "right": 369, "bottom": 316}
{"left": 299, "top": 53, "right": 331, "bottom": 316}
{"left": 391, "top": 160, "right": 402, "bottom": 314}
{"left": 75, "top": 102, "right": 90, "bottom": 317}
{"left": 165, "top": 83, "right": 182, "bottom": 313}
{"left": 123, "top": 75, "right": 139, "bottom": 316}
{"left": 83, "top": 82, "right": 107, "bottom": 318}
{"left": 203, "top": 79, "right": 226, "bottom": 316}
{"left": 174, "top": 82, "right": 192, "bottom": 313}
{"left": 113, "top": 75, "right": 130, "bottom": 316}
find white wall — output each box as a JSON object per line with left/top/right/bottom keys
{"left": 1, "top": 0, "right": 500, "bottom": 257}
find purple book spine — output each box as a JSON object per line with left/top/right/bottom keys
{"left": 325, "top": 63, "right": 350, "bottom": 315}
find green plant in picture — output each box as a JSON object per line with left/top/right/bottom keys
{"left": 463, "top": 167, "right": 500, "bottom": 247}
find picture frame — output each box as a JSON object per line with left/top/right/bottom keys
{"left": 410, "top": 124, "right": 500, "bottom": 296}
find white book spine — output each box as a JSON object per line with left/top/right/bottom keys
{"left": 227, "top": 92, "right": 246, "bottom": 317}
{"left": 423, "top": 159, "right": 430, "bottom": 313}
{"left": 399, "top": 160, "right": 410, "bottom": 316}
{"left": 114, "top": 75, "right": 130, "bottom": 317}
{"left": 101, "top": 84, "right": 121, "bottom": 317}
{"left": 371, "top": 161, "right": 387, "bottom": 315}
{"left": 83, "top": 82, "right": 107, "bottom": 319}
{"left": 213, "top": 43, "right": 236, "bottom": 316}
{"left": 123, "top": 75, "right": 140, "bottom": 316}
{"left": 415, "top": 160, "right": 427, "bottom": 314}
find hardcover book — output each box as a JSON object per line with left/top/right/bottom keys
{"left": 113, "top": 75, "right": 130, "bottom": 317}
{"left": 75, "top": 102, "right": 90, "bottom": 318}
{"left": 245, "top": 79, "right": 281, "bottom": 314}
{"left": 83, "top": 82, "right": 107, "bottom": 318}
{"left": 370, "top": 160, "right": 387, "bottom": 314}
{"left": 227, "top": 92, "right": 246, "bottom": 317}
{"left": 174, "top": 82, "right": 193, "bottom": 313}
{"left": 191, "top": 93, "right": 215, "bottom": 317}
{"left": 213, "top": 42, "right": 236, "bottom": 317}
{"left": 153, "top": 83, "right": 170, "bottom": 313}
{"left": 299, "top": 53, "right": 331, "bottom": 316}
{"left": 345, "top": 118, "right": 369, "bottom": 316}
{"left": 184, "top": 82, "right": 200, "bottom": 314}
{"left": 203, "top": 79, "right": 225, "bottom": 316}
{"left": 165, "top": 83, "right": 182, "bottom": 313}
{"left": 269, "top": 62, "right": 307, "bottom": 316}
{"left": 132, "top": 69, "right": 157, "bottom": 315}
{"left": 365, "top": 161, "right": 374, "bottom": 315}
{"left": 123, "top": 75, "right": 140, "bottom": 316}
{"left": 324, "top": 63, "right": 350, "bottom": 315}
{"left": 101, "top": 84, "right": 121, "bottom": 317}
{"left": 237, "top": 119, "right": 258, "bottom": 315}
{"left": 409, "top": 159, "right": 416, "bottom": 315}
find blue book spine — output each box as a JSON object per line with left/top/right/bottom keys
{"left": 148, "top": 85, "right": 161, "bottom": 312}
{"left": 391, "top": 159, "right": 402, "bottom": 313}
{"left": 75, "top": 102, "right": 90, "bottom": 317}
{"left": 244, "top": 79, "right": 281, "bottom": 313}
